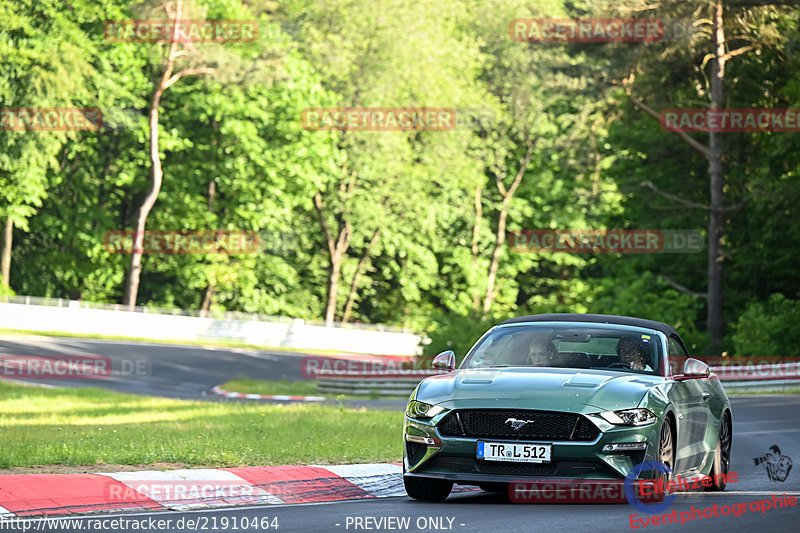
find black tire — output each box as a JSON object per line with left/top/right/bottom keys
{"left": 708, "top": 412, "right": 732, "bottom": 491}
{"left": 404, "top": 476, "right": 454, "bottom": 501}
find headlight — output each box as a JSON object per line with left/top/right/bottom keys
{"left": 406, "top": 400, "right": 446, "bottom": 419}
{"left": 599, "top": 408, "right": 657, "bottom": 426}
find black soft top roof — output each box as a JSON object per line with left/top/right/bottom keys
{"left": 499, "top": 313, "right": 679, "bottom": 337}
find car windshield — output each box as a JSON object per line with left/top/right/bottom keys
{"left": 462, "top": 324, "right": 661, "bottom": 375}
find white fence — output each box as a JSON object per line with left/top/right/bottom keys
{"left": 0, "top": 300, "right": 422, "bottom": 356}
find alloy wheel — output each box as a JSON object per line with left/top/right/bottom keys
{"left": 658, "top": 421, "right": 674, "bottom": 484}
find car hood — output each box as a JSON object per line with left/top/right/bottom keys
{"left": 415, "top": 367, "right": 664, "bottom": 414}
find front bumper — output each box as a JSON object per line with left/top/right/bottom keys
{"left": 403, "top": 411, "right": 661, "bottom": 484}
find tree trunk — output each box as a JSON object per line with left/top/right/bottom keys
{"left": 623, "top": 0, "right": 745, "bottom": 353}
{"left": 123, "top": 87, "right": 165, "bottom": 310}
{"left": 199, "top": 178, "right": 217, "bottom": 318}
{"left": 482, "top": 197, "right": 510, "bottom": 315}
{"left": 1, "top": 218, "right": 12, "bottom": 300}
{"left": 471, "top": 184, "right": 482, "bottom": 310}
{"left": 707, "top": 0, "right": 726, "bottom": 353}
{"left": 314, "top": 191, "right": 352, "bottom": 326}
{"left": 342, "top": 229, "right": 380, "bottom": 323}
{"left": 325, "top": 251, "right": 343, "bottom": 326}
{"left": 482, "top": 141, "right": 535, "bottom": 315}
{"left": 121, "top": 0, "right": 215, "bottom": 311}
{"left": 200, "top": 284, "right": 215, "bottom": 317}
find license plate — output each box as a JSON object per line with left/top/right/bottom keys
{"left": 476, "top": 442, "right": 551, "bottom": 463}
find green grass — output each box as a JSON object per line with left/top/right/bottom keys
{"left": 727, "top": 388, "right": 800, "bottom": 395}
{"left": 219, "top": 378, "right": 322, "bottom": 397}
{"left": 0, "top": 382, "right": 402, "bottom": 469}
{"left": 219, "top": 378, "right": 410, "bottom": 400}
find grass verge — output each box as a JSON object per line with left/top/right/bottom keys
{"left": 218, "top": 378, "right": 322, "bottom": 397}
{"left": 727, "top": 388, "right": 800, "bottom": 395}
{"left": 0, "top": 381, "right": 402, "bottom": 469}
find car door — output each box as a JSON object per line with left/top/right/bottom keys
{"left": 666, "top": 336, "right": 711, "bottom": 474}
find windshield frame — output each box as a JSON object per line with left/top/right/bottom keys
{"left": 460, "top": 321, "right": 667, "bottom": 376}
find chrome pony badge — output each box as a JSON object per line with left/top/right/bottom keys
{"left": 505, "top": 418, "right": 534, "bottom": 430}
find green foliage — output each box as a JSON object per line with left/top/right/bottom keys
{"left": 422, "top": 312, "right": 503, "bottom": 362}
{"left": 732, "top": 295, "right": 800, "bottom": 357}
{"left": 1, "top": 0, "right": 797, "bottom": 355}
{"left": 586, "top": 268, "right": 709, "bottom": 354}
{"left": 0, "top": 0, "right": 107, "bottom": 227}
{"left": 0, "top": 283, "right": 14, "bottom": 299}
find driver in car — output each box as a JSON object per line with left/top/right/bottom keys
{"left": 528, "top": 337, "right": 557, "bottom": 367}
{"left": 616, "top": 337, "right": 652, "bottom": 371}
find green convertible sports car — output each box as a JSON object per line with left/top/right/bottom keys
{"left": 403, "top": 314, "right": 733, "bottom": 501}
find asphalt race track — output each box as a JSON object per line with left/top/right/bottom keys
{"left": 2, "top": 336, "right": 799, "bottom": 532}
{"left": 0, "top": 335, "right": 407, "bottom": 408}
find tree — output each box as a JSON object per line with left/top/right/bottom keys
{"left": 0, "top": 0, "right": 100, "bottom": 295}
{"left": 592, "top": 0, "right": 790, "bottom": 352}
{"left": 284, "top": 0, "right": 488, "bottom": 326}
{"left": 464, "top": 0, "right": 611, "bottom": 317}
{"left": 122, "top": 0, "right": 216, "bottom": 309}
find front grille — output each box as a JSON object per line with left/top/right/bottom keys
{"left": 420, "top": 456, "right": 612, "bottom": 477}
{"left": 437, "top": 409, "right": 599, "bottom": 442}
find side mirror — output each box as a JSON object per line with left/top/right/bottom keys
{"left": 674, "top": 358, "right": 710, "bottom": 381}
{"left": 432, "top": 350, "right": 456, "bottom": 372}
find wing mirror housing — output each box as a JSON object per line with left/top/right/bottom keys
{"left": 432, "top": 350, "right": 456, "bottom": 372}
{"left": 673, "top": 358, "right": 710, "bottom": 381}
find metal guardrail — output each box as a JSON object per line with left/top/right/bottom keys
{"left": 711, "top": 361, "right": 800, "bottom": 391}
{"left": 721, "top": 379, "right": 800, "bottom": 392}
{"left": 4, "top": 295, "right": 413, "bottom": 333}
{"left": 316, "top": 378, "right": 423, "bottom": 397}
{"left": 316, "top": 365, "right": 800, "bottom": 397}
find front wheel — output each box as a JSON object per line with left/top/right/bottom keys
{"left": 656, "top": 419, "right": 675, "bottom": 487}
{"left": 478, "top": 483, "right": 507, "bottom": 493}
{"left": 404, "top": 476, "right": 453, "bottom": 501}
{"left": 708, "top": 412, "right": 732, "bottom": 491}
